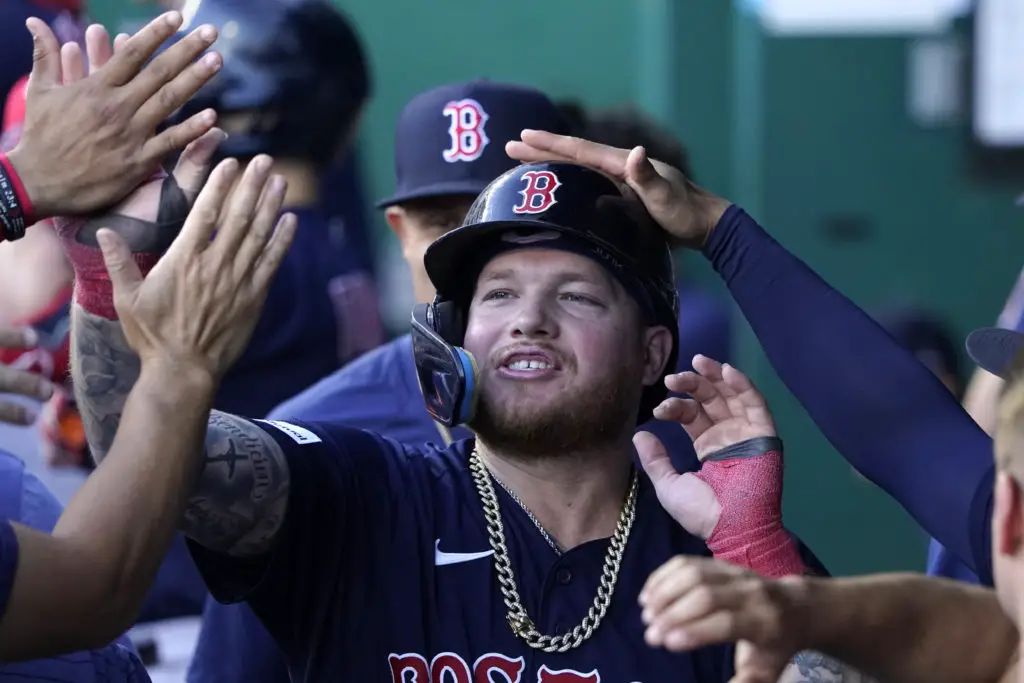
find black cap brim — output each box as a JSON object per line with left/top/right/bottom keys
{"left": 965, "top": 327, "right": 1024, "bottom": 378}
{"left": 374, "top": 180, "right": 488, "bottom": 209}
{"left": 424, "top": 219, "right": 585, "bottom": 299}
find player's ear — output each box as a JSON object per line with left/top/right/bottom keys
{"left": 384, "top": 206, "right": 408, "bottom": 242}
{"left": 641, "top": 325, "right": 673, "bottom": 387}
{"left": 994, "top": 472, "right": 1024, "bottom": 558}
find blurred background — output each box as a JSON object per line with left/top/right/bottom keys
{"left": 80, "top": 0, "right": 1024, "bottom": 578}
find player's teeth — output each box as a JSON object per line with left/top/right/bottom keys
{"left": 509, "top": 360, "right": 551, "bottom": 370}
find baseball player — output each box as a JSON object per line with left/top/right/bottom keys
{"left": 156, "top": 0, "right": 379, "bottom": 418}
{"left": 188, "top": 79, "right": 575, "bottom": 683}
{"left": 191, "top": 82, "right": 828, "bottom": 683}
{"left": 63, "top": 152, "right": 857, "bottom": 681}
{"left": 506, "top": 129, "right": 1000, "bottom": 587}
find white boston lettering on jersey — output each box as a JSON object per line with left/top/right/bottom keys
{"left": 255, "top": 420, "right": 322, "bottom": 445}
{"left": 434, "top": 538, "right": 494, "bottom": 566}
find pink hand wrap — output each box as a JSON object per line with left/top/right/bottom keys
{"left": 52, "top": 170, "right": 167, "bottom": 320}
{"left": 694, "top": 436, "right": 806, "bottom": 578}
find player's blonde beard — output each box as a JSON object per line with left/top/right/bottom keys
{"left": 470, "top": 357, "right": 644, "bottom": 461}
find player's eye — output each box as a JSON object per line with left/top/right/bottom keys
{"left": 481, "top": 289, "right": 514, "bottom": 301}
{"left": 560, "top": 292, "right": 602, "bottom": 307}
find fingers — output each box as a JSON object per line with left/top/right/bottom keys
{"left": 252, "top": 213, "right": 298, "bottom": 292}
{"left": 60, "top": 42, "right": 85, "bottom": 84}
{"left": 84, "top": 23, "right": 113, "bottom": 72}
{"left": 633, "top": 431, "right": 680, "bottom": 485}
{"left": 136, "top": 49, "right": 221, "bottom": 129}
{"left": 719, "top": 362, "right": 776, "bottom": 430}
{"left": 99, "top": 11, "right": 184, "bottom": 86}
{"left": 211, "top": 155, "right": 274, "bottom": 259}
{"left": 113, "top": 33, "right": 131, "bottom": 54}
{"left": 665, "top": 369, "right": 732, "bottom": 423}
{"left": 141, "top": 108, "right": 218, "bottom": 163}
{"left": 0, "top": 326, "right": 39, "bottom": 350}
{"left": 653, "top": 396, "right": 707, "bottom": 428}
{"left": 0, "top": 365, "right": 54, "bottom": 410}
{"left": 173, "top": 158, "right": 240, "bottom": 254}
{"left": 642, "top": 557, "right": 736, "bottom": 617}
{"left": 504, "top": 140, "right": 575, "bottom": 165}
{"left": 134, "top": 32, "right": 221, "bottom": 126}
{"left": 515, "top": 130, "right": 632, "bottom": 180}
{"left": 691, "top": 355, "right": 737, "bottom": 398}
{"left": 26, "top": 17, "right": 63, "bottom": 90}
{"left": 96, "top": 229, "right": 144, "bottom": 309}
{"left": 125, "top": 24, "right": 218, "bottom": 111}
{"left": 233, "top": 173, "right": 288, "bottom": 277}
{"left": 641, "top": 555, "right": 690, "bottom": 605}
{"left": 171, "top": 127, "right": 228, "bottom": 197}
{"left": 624, "top": 145, "right": 676, "bottom": 205}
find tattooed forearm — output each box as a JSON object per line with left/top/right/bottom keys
{"left": 70, "top": 305, "right": 142, "bottom": 462}
{"left": 183, "top": 411, "right": 291, "bottom": 557}
{"left": 781, "top": 651, "right": 876, "bottom": 683}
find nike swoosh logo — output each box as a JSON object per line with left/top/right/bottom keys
{"left": 434, "top": 539, "right": 494, "bottom": 566}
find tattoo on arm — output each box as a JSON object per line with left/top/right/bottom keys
{"left": 70, "top": 306, "right": 141, "bottom": 462}
{"left": 785, "top": 651, "right": 876, "bottom": 683}
{"left": 182, "top": 411, "right": 291, "bottom": 558}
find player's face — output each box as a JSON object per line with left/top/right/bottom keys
{"left": 463, "top": 248, "right": 668, "bottom": 457}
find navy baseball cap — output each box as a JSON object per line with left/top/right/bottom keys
{"left": 966, "top": 328, "right": 1024, "bottom": 379}
{"left": 376, "top": 80, "right": 569, "bottom": 208}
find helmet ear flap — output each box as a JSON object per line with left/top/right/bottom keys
{"left": 431, "top": 300, "right": 466, "bottom": 345}
{"left": 411, "top": 300, "right": 479, "bottom": 428}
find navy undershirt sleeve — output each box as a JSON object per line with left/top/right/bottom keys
{"left": 703, "top": 205, "right": 994, "bottom": 583}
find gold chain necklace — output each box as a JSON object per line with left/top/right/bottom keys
{"left": 468, "top": 447, "right": 639, "bottom": 653}
{"left": 490, "top": 472, "right": 564, "bottom": 555}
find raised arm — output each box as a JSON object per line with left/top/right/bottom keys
{"left": 507, "top": 131, "right": 995, "bottom": 583}
{"left": 0, "top": 145, "right": 297, "bottom": 661}
{"left": 640, "top": 556, "right": 1017, "bottom": 683}
{"left": 67, "top": 158, "right": 293, "bottom": 558}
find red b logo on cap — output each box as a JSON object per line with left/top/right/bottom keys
{"left": 512, "top": 170, "right": 561, "bottom": 215}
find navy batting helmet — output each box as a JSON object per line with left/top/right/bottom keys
{"left": 411, "top": 161, "right": 680, "bottom": 428}
{"left": 167, "top": 0, "right": 370, "bottom": 165}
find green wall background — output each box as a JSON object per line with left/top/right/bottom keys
{"left": 86, "top": 0, "right": 1024, "bottom": 576}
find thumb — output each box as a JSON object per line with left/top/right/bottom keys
{"left": 25, "top": 18, "right": 62, "bottom": 89}
{"left": 624, "top": 145, "right": 674, "bottom": 205}
{"left": 634, "top": 430, "right": 680, "bottom": 485}
{"left": 96, "top": 228, "right": 143, "bottom": 301}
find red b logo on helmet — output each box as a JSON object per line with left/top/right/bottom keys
{"left": 512, "top": 170, "right": 561, "bottom": 215}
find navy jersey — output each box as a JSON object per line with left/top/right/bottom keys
{"left": 190, "top": 337, "right": 829, "bottom": 683}
{"left": 188, "top": 422, "right": 736, "bottom": 683}
{"left": 215, "top": 162, "right": 381, "bottom": 417}
{"left": 0, "top": 450, "right": 150, "bottom": 683}
{"left": 189, "top": 337, "right": 472, "bottom": 683}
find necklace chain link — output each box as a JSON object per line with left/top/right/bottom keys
{"left": 469, "top": 448, "right": 638, "bottom": 653}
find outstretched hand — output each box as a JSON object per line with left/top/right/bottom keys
{"left": 97, "top": 155, "right": 297, "bottom": 382}
{"left": 6, "top": 11, "right": 222, "bottom": 219}
{"left": 640, "top": 556, "right": 806, "bottom": 683}
{"left": 634, "top": 355, "right": 778, "bottom": 540}
{"left": 506, "top": 130, "right": 732, "bottom": 248}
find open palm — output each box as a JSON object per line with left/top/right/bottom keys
{"left": 634, "top": 355, "right": 777, "bottom": 539}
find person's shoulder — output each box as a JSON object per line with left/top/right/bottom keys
{"left": 256, "top": 416, "right": 470, "bottom": 474}
{"left": 268, "top": 336, "right": 415, "bottom": 421}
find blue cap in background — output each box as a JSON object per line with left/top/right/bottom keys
{"left": 377, "top": 79, "right": 568, "bottom": 208}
